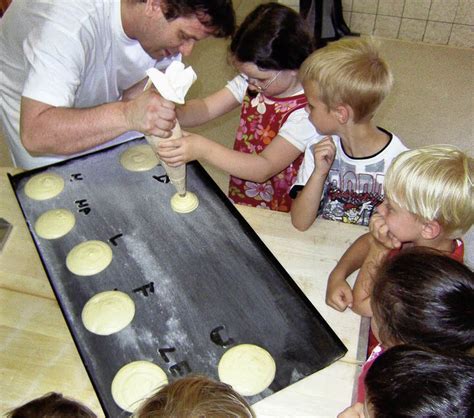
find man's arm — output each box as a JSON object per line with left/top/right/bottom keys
{"left": 20, "top": 87, "right": 176, "bottom": 156}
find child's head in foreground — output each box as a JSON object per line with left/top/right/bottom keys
{"left": 134, "top": 375, "right": 255, "bottom": 418}
{"left": 299, "top": 37, "right": 393, "bottom": 125}
{"left": 382, "top": 145, "right": 473, "bottom": 240}
{"left": 371, "top": 247, "right": 474, "bottom": 353}
{"left": 340, "top": 344, "right": 474, "bottom": 418}
{"left": 6, "top": 392, "right": 97, "bottom": 418}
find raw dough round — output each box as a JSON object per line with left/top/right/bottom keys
{"left": 81, "top": 291, "right": 135, "bottom": 335}
{"left": 34, "top": 208, "right": 76, "bottom": 239}
{"left": 66, "top": 240, "right": 113, "bottom": 276}
{"left": 120, "top": 144, "right": 159, "bottom": 172}
{"left": 170, "top": 192, "right": 199, "bottom": 213}
{"left": 218, "top": 344, "right": 276, "bottom": 396}
{"left": 24, "top": 172, "right": 64, "bottom": 200}
{"left": 111, "top": 361, "right": 168, "bottom": 412}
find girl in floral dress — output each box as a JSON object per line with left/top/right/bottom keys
{"left": 157, "top": 2, "right": 316, "bottom": 212}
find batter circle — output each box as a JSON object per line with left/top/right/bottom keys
{"left": 111, "top": 361, "right": 168, "bottom": 412}
{"left": 66, "top": 240, "right": 113, "bottom": 276}
{"left": 34, "top": 208, "right": 76, "bottom": 239}
{"left": 24, "top": 172, "right": 64, "bottom": 200}
{"left": 120, "top": 144, "right": 159, "bottom": 172}
{"left": 218, "top": 344, "right": 276, "bottom": 396}
{"left": 170, "top": 192, "right": 199, "bottom": 213}
{"left": 81, "top": 291, "right": 135, "bottom": 335}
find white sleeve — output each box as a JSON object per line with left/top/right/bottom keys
{"left": 225, "top": 75, "right": 248, "bottom": 104}
{"left": 279, "top": 107, "right": 318, "bottom": 152}
{"left": 22, "top": 23, "right": 88, "bottom": 107}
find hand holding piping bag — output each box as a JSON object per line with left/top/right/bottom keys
{"left": 143, "top": 62, "right": 197, "bottom": 196}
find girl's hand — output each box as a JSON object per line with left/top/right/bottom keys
{"left": 312, "top": 136, "right": 336, "bottom": 177}
{"left": 157, "top": 132, "right": 203, "bottom": 167}
{"left": 369, "top": 211, "right": 402, "bottom": 250}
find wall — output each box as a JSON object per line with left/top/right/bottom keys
{"left": 278, "top": 0, "right": 473, "bottom": 48}
{"left": 341, "top": 0, "right": 473, "bottom": 48}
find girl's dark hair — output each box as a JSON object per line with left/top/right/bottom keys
{"left": 366, "top": 345, "right": 474, "bottom": 418}
{"left": 230, "top": 2, "right": 314, "bottom": 70}
{"left": 372, "top": 247, "right": 474, "bottom": 353}
{"left": 7, "top": 392, "right": 97, "bottom": 418}
{"left": 162, "top": 0, "right": 236, "bottom": 38}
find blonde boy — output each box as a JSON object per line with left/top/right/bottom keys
{"left": 290, "top": 37, "right": 407, "bottom": 231}
{"left": 327, "top": 145, "right": 473, "bottom": 315}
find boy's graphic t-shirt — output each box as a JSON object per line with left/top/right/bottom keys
{"left": 290, "top": 129, "right": 407, "bottom": 225}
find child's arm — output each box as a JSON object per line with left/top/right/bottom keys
{"left": 290, "top": 137, "right": 336, "bottom": 231}
{"left": 176, "top": 88, "right": 240, "bottom": 128}
{"left": 326, "top": 233, "right": 370, "bottom": 311}
{"left": 158, "top": 133, "right": 302, "bottom": 183}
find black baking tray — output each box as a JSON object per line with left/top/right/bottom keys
{"left": 9, "top": 137, "right": 346, "bottom": 417}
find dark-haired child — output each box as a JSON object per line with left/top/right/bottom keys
{"left": 157, "top": 2, "right": 316, "bottom": 212}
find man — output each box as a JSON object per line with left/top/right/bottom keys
{"left": 0, "top": 0, "right": 235, "bottom": 168}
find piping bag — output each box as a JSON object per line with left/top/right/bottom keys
{"left": 144, "top": 61, "right": 197, "bottom": 196}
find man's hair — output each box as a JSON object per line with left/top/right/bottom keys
{"left": 134, "top": 375, "right": 255, "bottom": 418}
{"left": 371, "top": 247, "right": 474, "bottom": 353}
{"left": 384, "top": 145, "right": 473, "bottom": 237}
{"left": 299, "top": 37, "right": 392, "bottom": 122}
{"left": 366, "top": 345, "right": 474, "bottom": 418}
{"left": 230, "top": 2, "right": 314, "bottom": 71}
{"left": 7, "top": 392, "right": 97, "bottom": 418}
{"left": 162, "top": 0, "right": 235, "bottom": 37}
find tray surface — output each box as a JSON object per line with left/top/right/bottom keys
{"left": 10, "top": 138, "right": 346, "bottom": 416}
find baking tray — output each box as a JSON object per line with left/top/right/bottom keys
{"left": 9, "top": 137, "right": 346, "bottom": 416}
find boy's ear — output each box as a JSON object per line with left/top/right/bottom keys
{"left": 334, "top": 104, "right": 351, "bottom": 124}
{"left": 421, "top": 220, "right": 442, "bottom": 240}
{"left": 146, "top": 0, "right": 162, "bottom": 16}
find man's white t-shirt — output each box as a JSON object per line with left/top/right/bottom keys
{"left": 0, "top": 0, "right": 177, "bottom": 168}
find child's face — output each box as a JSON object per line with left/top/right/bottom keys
{"left": 303, "top": 80, "right": 338, "bottom": 135}
{"left": 377, "top": 198, "right": 424, "bottom": 244}
{"left": 234, "top": 62, "right": 297, "bottom": 97}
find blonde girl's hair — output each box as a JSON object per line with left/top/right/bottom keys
{"left": 299, "top": 37, "right": 393, "bottom": 122}
{"left": 133, "top": 375, "right": 255, "bottom": 418}
{"left": 384, "top": 145, "right": 474, "bottom": 237}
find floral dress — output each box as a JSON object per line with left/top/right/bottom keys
{"left": 228, "top": 91, "right": 308, "bottom": 212}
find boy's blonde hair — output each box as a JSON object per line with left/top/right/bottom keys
{"left": 299, "top": 37, "right": 393, "bottom": 122}
{"left": 384, "top": 145, "right": 473, "bottom": 237}
{"left": 134, "top": 375, "right": 255, "bottom": 418}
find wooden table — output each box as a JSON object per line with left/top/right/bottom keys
{"left": 0, "top": 166, "right": 367, "bottom": 417}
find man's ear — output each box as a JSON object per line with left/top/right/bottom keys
{"left": 145, "top": 0, "right": 162, "bottom": 16}
{"left": 334, "top": 104, "right": 351, "bottom": 124}
{"left": 421, "top": 220, "right": 442, "bottom": 240}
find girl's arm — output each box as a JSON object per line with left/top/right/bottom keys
{"left": 290, "top": 137, "right": 336, "bottom": 231}
{"left": 158, "top": 133, "right": 302, "bottom": 183}
{"left": 326, "top": 233, "right": 370, "bottom": 311}
{"left": 176, "top": 87, "right": 239, "bottom": 128}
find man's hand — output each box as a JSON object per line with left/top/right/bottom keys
{"left": 157, "top": 132, "right": 204, "bottom": 167}
{"left": 123, "top": 88, "right": 176, "bottom": 138}
{"left": 369, "top": 210, "right": 402, "bottom": 250}
{"left": 312, "top": 136, "right": 336, "bottom": 177}
{"left": 326, "top": 272, "right": 354, "bottom": 312}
